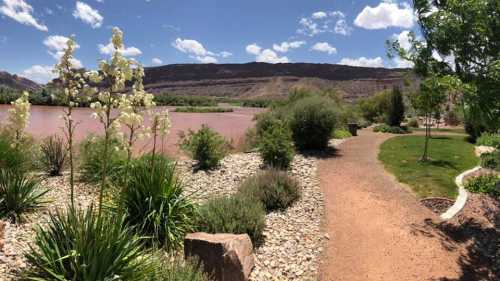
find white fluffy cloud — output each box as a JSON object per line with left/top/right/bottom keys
{"left": 246, "top": 43, "right": 289, "bottom": 63}
{"left": 151, "top": 57, "right": 163, "bottom": 65}
{"left": 245, "top": 43, "right": 261, "bottom": 55}
{"left": 19, "top": 65, "right": 57, "bottom": 84}
{"left": 219, "top": 51, "right": 232, "bottom": 58}
{"left": 43, "top": 35, "right": 83, "bottom": 68}
{"left": 0, "top": 0, "right": 48, "bottom": 31}
{"left": 311, "top": 42, "right": 337, "bottom": 55}
{"left": 172, "top": 38, "right": 221, "bottom": 63}
{"left": 339, "top": 57, "right": 384, "bottom": 68}
{"left": 354, "top": 1, "right": 414, "bottom": 29}
{"left": 272, "top": 41, "right": 306, "bottom": 53}
{"left": 298, "top": 10, "right": 352, "bottom": 36}
{"left": 390, "top": 30, "right": 414, "bottom": 68}
{"left": 98, "top": 42, "right": 142, "bottom": 57}
{"left": 73, "top": 1, "right": 103, "bottom": 28}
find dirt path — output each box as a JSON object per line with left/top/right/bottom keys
{"left": 318, "top": 129, "right": 463, "bottom": 281}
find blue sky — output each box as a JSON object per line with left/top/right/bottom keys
{"left": 0, "top": 0, "right": 418, "bottom": 84}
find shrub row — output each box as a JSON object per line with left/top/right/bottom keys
{"left": 175, "top": 106, "right": 234, "bottom": 113}
{"left": 373, "top": 124, "right": 411, "bottom": 134}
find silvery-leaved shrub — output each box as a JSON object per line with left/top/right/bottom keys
{"left": 180, "top": 125, "right": 228, "bottom": 170}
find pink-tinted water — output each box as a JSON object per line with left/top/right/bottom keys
{"left": 0, "top": 105, "right": 264, "bottom": 157}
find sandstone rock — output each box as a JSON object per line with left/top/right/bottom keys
{"left": 184, "top": 232, "right": 254, "bottom": 281}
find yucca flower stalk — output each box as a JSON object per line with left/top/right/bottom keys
{"left": 149, "top": 110, "right": 171, "bottom": 168}
{"left": 90, "top": 27, "right": 135, "bottom": 215}
{"left": 53, "top": 36, "right": 89, "bottom": 207}
{"left": 7, "top": 91, "right": 30, "bottom": 148}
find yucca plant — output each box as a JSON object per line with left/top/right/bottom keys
{"left": 25, "top": 205, "right": 152, "bottom": 280}
{"left": 119, "top": 155, "right": 197, "bottom": 251}
{"left": 0, "top": 169, "right": 48, "bottom": 222}
{"left": 40, "top": 135, "right": 67, "bottom": 176}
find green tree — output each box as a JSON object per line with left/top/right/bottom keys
{"left": 386, "top": 86, "right": 405, "bottom": 127}
{"left": 388, "top": 0, "right": 500, "bottom": 139}
{"left": 410, "top": 76, "right": 453, "bottom": 161}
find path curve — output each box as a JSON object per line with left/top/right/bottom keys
{"left": 318, "top": 129, "right": 463, "bottom": 281}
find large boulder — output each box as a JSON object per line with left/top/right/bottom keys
{"left": 184, "top": 232, "right": 254, "bottom": 281}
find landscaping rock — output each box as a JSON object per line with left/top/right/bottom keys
{"left": 475, "top": 145, "right": 496, "bottom": 157}
{"left": 184, "top": 232, "right": 254, "bottom": 281}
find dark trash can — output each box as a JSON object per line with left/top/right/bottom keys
{"left": 348, "top": 123, "right": 358, "bottom": 136}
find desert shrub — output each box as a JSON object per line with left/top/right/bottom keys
{"left": 25, "top": 206, "right": 152, "bottom": 280}
{"left": 407, "top": 118, "right": 419, "bottom": 128}
{"left": 180, "top": 125, "right": 228, "bottom": 170}
{"left": 241, "top": 99, "right": 272, "bottom": 108}
{"left": 332, "top": 128, "right": 352, "bottom": 139}
{"left": 480, "top": 151, "right": 500, "bottom": 171}
{"left": 40, "top": 135, "right": 67, "bottom": 176}
{"left": 289, "top": 97, "right": 337, "bottom": 150}
{"left": 148, "top": 255, "right": 212, "bottom": 281}
{"left": 385, "top": 86, "right": 405, "bottom": 127}
{"left": 0, "top": 170, "right": 48, "bottom": 222}
{"left": 373, "top": 124, "right": 410, "bottom": 134}
{"left": 244, "top": 127, "right": 258, "bottom": 151}
{"left": 239, "top": 169, "right": 300, "bottom": 212}
{"left": 0, "top": 134, "right": 28, "bottom": 173}
{"left": 79, "top": 135, "right": 127, "bottom": 183}
{"left": 120, "top": 154, "right": 197, "bottom": 250}
{"left": 197, "top": 194, "right": 265, "bottom": 246}
{"left": 465, "top": 175, "right": 500, "bottom": 197}
{"left": 476, "top": 132, "right": 500, "bottom": 148}
{"left": 258, "top": 119, "right": 295, "bottom": 169}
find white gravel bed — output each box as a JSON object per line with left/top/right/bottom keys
{"left": 178, "top": 152, "right": 325, "bottom": 281}
{"left": 1, "top": 150, "right": 327, "bottom": 281}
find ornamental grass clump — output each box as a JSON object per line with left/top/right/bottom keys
{"left": 197, "top": 194, "right": 265, "bottom": 246}
{"left": 25, "top": 206, "right": 152, "bottom": 281}
{"left": 239, "top": 169, "right": 300, "bottom": 212}
{"left": 181, "top": 125, "right": 228, "bottom": 170}
{"left": 147, "top": 255, "right": 212, "bottom": 281}
{"left": 39, "top": 135, "right": 67, "bottom": 176}
{"left": 0, "top": 169, "right": 48, "bottom": 222}
{"left": 119, "top": 154, "right": 197, "bottom": 251}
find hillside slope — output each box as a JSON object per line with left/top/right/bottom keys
{"left": 144, "top": 62, "right": 415, "bottom": 101}
{"left": 0, "top": 71, "right": 40, "bottom": 91}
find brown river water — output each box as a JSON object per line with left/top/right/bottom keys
{"left": 0, "top": 105, "right": 264, "bottom": 157}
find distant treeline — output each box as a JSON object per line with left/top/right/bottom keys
{"left": 0, "top": 86, "right": 273, "bottom": 108}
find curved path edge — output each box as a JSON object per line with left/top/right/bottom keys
{"left": 440, "top": 166, "right": 481, "bottom": 220}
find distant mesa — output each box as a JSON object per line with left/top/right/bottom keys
{"left": 0, "top": 71, "right": 41, "bottom": 91}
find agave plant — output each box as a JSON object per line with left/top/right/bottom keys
{"left": 25, "top": 205, "right": 152, "bottom": 280}
{"left": 40, "top": 135, "right": 67, "bottom": 176}
{"left": 119, "top": 155, "right": 197, "bottom": 251}
{"left": 0, "top": 169, "right": 48, "bottom": 222}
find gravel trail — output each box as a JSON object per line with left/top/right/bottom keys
{"left": 318, "top": 129, "right": 464, "bottom": 281}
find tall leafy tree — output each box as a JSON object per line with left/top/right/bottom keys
{"left": 388, "top": 0, "right": 500, "bottom": 139}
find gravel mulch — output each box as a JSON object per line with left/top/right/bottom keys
{"left": 1, "top": 152, "right": 325, "bottom": 281}
{"left": 178, "top": 152, "right": 325, "bottom": 280}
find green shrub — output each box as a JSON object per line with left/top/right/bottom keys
{"left": 244, "top": 127, "right": 258, "bottom": 151}
{"left": 197, "top": 194, "right": 265, "bottom": 246}
{"left": 258, "top": 119, "right": 295, "bottom": 169}
{"left": 0, "top": 170, "right": 48, "bottom": 222}
{"left": 476, "top": 132, "right": 500, "bottom": 148}
{"left": 120, "top": 155, "right": 197, "bottom": 251}
{"left": 332, "top": 129, "right": 352, "bottom": 139}
{"left": 175, "top": 107, "right": 233, "bottom": 113}
{"left": 79, "top": 135, "right": 127, "bottom": 183}
{"left": 289, "top": 97, "right": 337, "bottom": 150}
{"left": 180, "top": 125, "right": 228, "bottom": 170}
{"left": 148, "top": 255, "right": 212, "bottom": 281}
{"left": 40, "top": 135, "right": 67, "bottom": 176}
{"left": 239, "top": 170, "right": 300, "bottom": 212}
{"left": 25, "top": 206, "right": 152, "bottom": 281}
{"left": 407, "top": 118, "right": 419, "bottom": 128}
{"left": 480, "top": 151, "right": 500, "bottom": 171}
{"left": 465, "top": 175, "right": 500, "bottom": 197}
{"left": 373, "top": 124, "right": 410, "bottom": 134}
{"left": 0, "top": 133, "right": 31, "bottom": 173}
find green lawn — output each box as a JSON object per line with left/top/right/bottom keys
{"left": 378, "top": 135, "right": 478, "bottom": 198}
